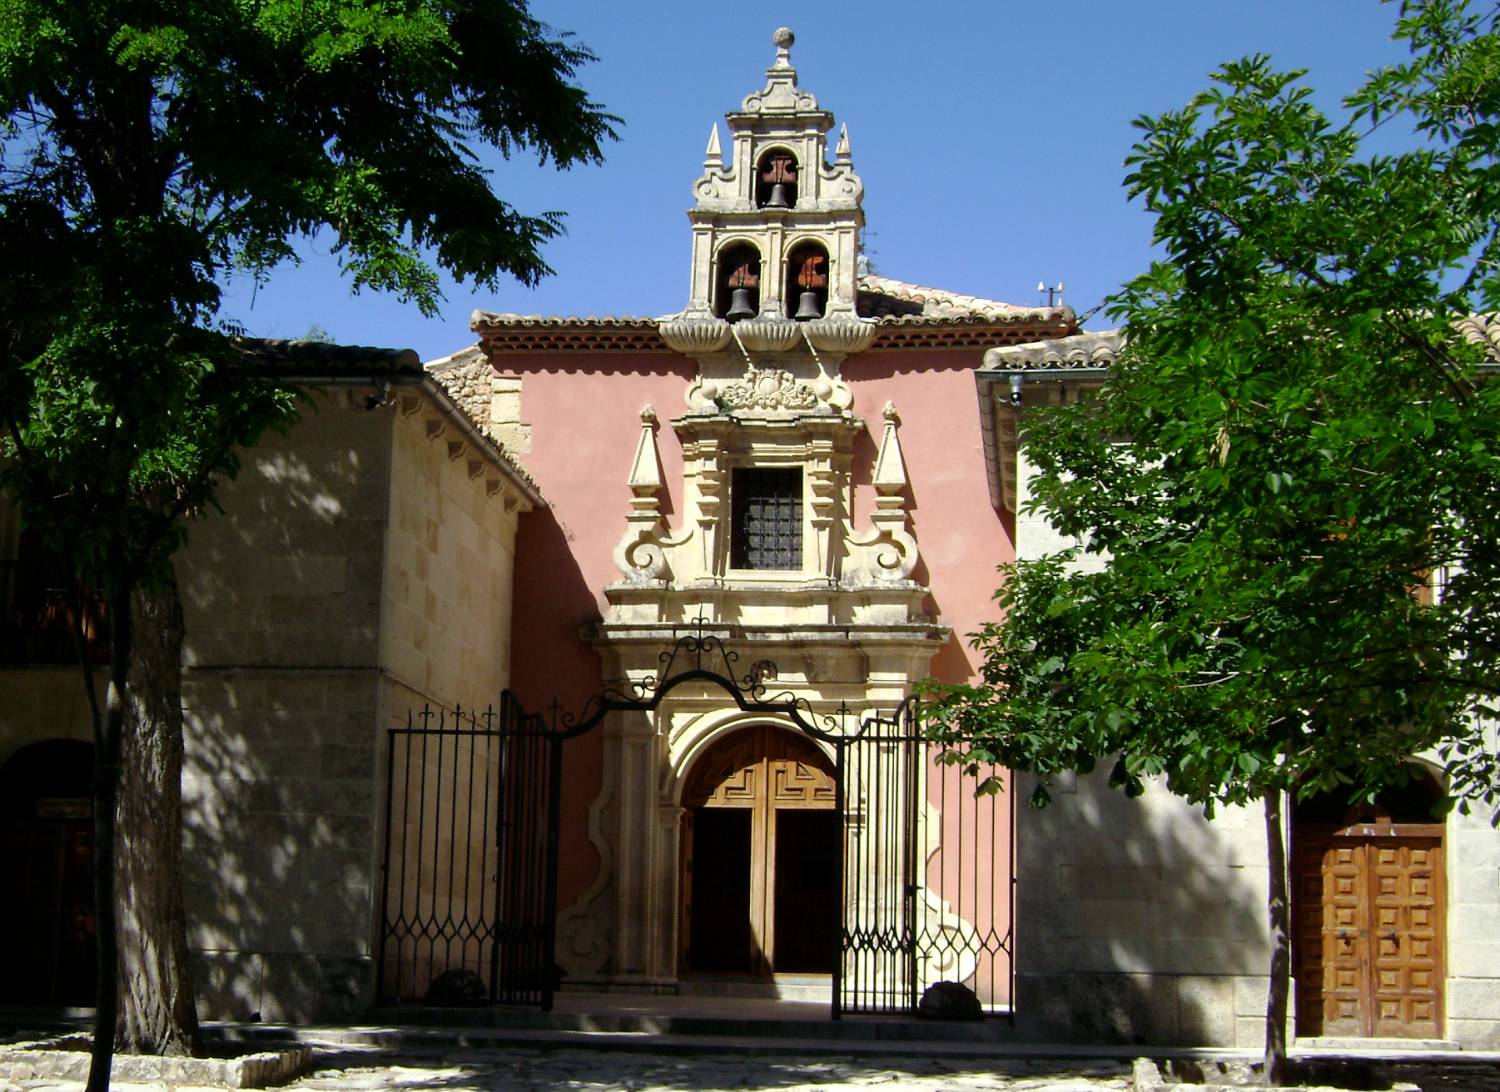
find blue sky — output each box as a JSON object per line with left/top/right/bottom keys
{"left": 216, "top": 2, "right": 1414, "bottom": 361}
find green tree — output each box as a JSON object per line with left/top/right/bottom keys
{"left": 0, "top": 3, "right": 614, "bottom": 1087}
{"left": 925, "top": 1, "right": 1500, "bottom": 1081}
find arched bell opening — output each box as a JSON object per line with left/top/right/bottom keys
{"left": 785, "top": 241, "right": 829, "bottom": 321}
{"left": 0, "top": 738, "right": 96, "bottom": 1004}
{"left": 714, "top": 242, "right": 761, "bottom": 323}
{"left": 1290, "top": 762, "right": 1446, "bottom": 1040}
{"left": 677, "top": 723, "right": 837, "bottom": 978}
{"left": 755, "top": 148, "right": 798, "bottom": 210}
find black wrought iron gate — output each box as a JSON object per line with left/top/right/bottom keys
{"left": 837, "top": 698, "right": 1015, "bottom": 1015}
{"left": 377, "top": 629, "right": 1014, "bottom": 1016}
{"left": 377, "top": 693, "right": 560, "bottom": 1007}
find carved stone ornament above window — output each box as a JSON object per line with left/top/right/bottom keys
{"left": 685, "top": 361, "right": 852, "bottom": 417}
{"left": 720, "top": 366, "right": 820, "bottom": 412}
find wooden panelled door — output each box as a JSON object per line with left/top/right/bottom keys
{"left": 1293, "top": 779, "right": 1445, "bottom": 1039}
{"left": 679, "top": 725, "right": 838, "bottom": 977}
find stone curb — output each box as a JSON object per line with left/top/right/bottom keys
{"left": 0, "top": 1042, "right": 312, "bottom": 1088}
{"left": 1131, "top": 1056, "right": 1424, "bottom": 1092}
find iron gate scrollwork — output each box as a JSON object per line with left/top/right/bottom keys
{"left": 377, "top": 693, "right": 559, "bottom": 1007}
{"left": 377, "top": 625, "right": 1014, "bottom": 1017}
{"left": 837, "top": 697, "right": 1015, "bottom": 1016}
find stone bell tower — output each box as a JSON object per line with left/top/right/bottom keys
{"left": 667, "top": 27, "right": 865, "bottom": 331}
{"left": 611, "top": 28, "right": 922, "bottom": 601}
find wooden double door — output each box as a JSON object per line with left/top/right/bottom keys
{"left": 1293, "top": 822, "right": 1444, "bottom": 1038}
{"left": 680, "top": 725, "right": 839, "bottom": 977}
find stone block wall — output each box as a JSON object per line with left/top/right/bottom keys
{"left": 1013, "top": 448, "right": 1271, "bottom": 1048}
{"left": 177, "top": 386, "right": 527, "bottom": 1022}
{"left": 378, "top": 394, "right": 521, "bottom": 707}
{"left": 0, "top": 669, "right": 99, "bottom": 766}
{"left": 1012, "top": 765, "right": 1271, "bottom": 1047}
{"left": 1447, "top": 798, "right": 1500, "bottom": 1047}
{"left": 180, "top": 388, "right": 391, "bottom": 672}
{"left": 178, "top": 389, "right": 393, "bottom": 1022}
{"left": 181, "top": 669, "right": 379, "bottom": 1022}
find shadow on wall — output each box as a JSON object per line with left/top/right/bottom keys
{"left": 505, "top": 503, "right": 609, "bottom": 917}
{"left": 177, "top": 432, "right": 387, "bottom": 1024}
{"left": 1013, "top": 764, "right": 1269, "bottom": 1048}
{"left": 179, "top": 665, "right": 379, "bottom": 1024}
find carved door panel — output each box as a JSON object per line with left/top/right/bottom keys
{"left": 1369, "top": 839, "right": 1442, "bottom": 1037}
{"left": 1293, "top": 827, "right": 1443, "bottom": 1039}
{"left": 680, "top": 725, "right": 836, "bottom": 976}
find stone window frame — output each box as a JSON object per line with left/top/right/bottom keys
{"left": 728, "top": 465, "right": 804, "bottom": 572}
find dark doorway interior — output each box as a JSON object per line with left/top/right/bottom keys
{"left": 688, "top": 808, "right": 753, "bottom": 973}
{"left": 773, "top": 809, "right": 838, "bottom": 973}
{"left": 0, "top": 738, "right": 96, "bottom": 1005}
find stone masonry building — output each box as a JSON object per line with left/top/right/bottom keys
{"left": 1, "top": 27, "right": 1496, "bottom": 1050}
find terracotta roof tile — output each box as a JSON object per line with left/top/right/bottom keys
{"left": 856, "top": 273, "right": 1071, "bottom": 325}
{"left": 980, "top": 330, "right": 1121, "bottom": 372}
{"left": 234, "top": 338, "right": 422, "bottom": 375}
{"left": 1455, "top": 314, "right": 1500, "bottom": 361}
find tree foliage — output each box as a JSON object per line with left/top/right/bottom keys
{"left": 0, "top": 0, "right": 614, "bottom": 1080}
{"left": 928, "top": 0, "right": 1500, "bottom": 819}
{"left": 1, "top": 0, "right": 616, "bottom": 581}
{"left": 926, "top": 5, "right": 1500, "bottom": 1077}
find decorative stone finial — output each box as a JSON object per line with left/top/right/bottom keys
{"left": 704, "top": 124, "right": 721, "bottom": 166}
{"left": 772, "top": 27, "right": 794, "bottom": 66}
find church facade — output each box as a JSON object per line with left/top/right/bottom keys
{"left": 2, "top": 28, "right": 1497, "bottom": 1050}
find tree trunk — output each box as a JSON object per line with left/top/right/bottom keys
{"left": 86, "top": 583, "right": 129, "bottom": 1092}
{"left": 115, "top": 564, "right": 200, "bottom": 1055}
{"left": 1263, "top": 789, "right": 1291, "bottom": 1086}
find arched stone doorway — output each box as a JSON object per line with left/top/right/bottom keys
{"left": 0, "top": 739, "right": 96, "bottom": 1004}
{"left": 678, "top": 724, "right": 838, "bottom": 977}
{"left": 1292, "top": 766, "right": 1446, "bottom": 1038}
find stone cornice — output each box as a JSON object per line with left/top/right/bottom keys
{"left": 470, "top": 309, "right": 1076, "bottom": 355}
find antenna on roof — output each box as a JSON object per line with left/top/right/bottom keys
{"left": 1037, "top": 280, "right": 1064, "bottom": 307}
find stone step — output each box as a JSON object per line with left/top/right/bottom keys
{"left": 361, "top": 1001, "right": 1018, "bottom": 1043}
{"left": 1295, "top": 1035, "right": 1462, "bottom": 1053}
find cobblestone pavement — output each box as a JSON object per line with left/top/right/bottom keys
{"left": 286, "top": 1046, "right": 1136, "bottom": 1091}
{"left": 7, "top": 1043, "right": 1500, "bottom": 1091}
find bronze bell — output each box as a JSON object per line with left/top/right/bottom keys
{"left": 792, "top": 251, "right": 826, "bottom": 321}
{"left": 761, "top": 152, "right": 796, "bottom": 209}
{"left": 727, "top": 286, "right": 757, "bottom": 322}
{"left": 794, "top": 289, "right": 822, "bottom": 321}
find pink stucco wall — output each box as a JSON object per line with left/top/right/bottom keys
{"left": 505, "top": 345, "right": 1016, "bottom": 917}
{"left": 842, "top": 350, "right": 1016, "bottom": 684}
{"left": 503, "top": 352, "right": 694, "bottom": 906}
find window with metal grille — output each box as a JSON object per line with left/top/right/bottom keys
{"left": 730, "top": 468, "right": 802, "bottom": 570}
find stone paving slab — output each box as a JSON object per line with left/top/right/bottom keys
{"left": 4, "top": 1044, "right": 1500, "bottom": 1092}
{"left": 289, "top": 1045, "right": 1137, "bottom": 1091}
{"left": 2, "top": 1045, "right": 1135, "bottom": 1092}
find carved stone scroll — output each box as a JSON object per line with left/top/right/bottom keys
{"left": 612, "top": 407, "right": 691, "bottom": 582}
{"left": 846, "top": 402, "right": 920, "bottom": 583}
